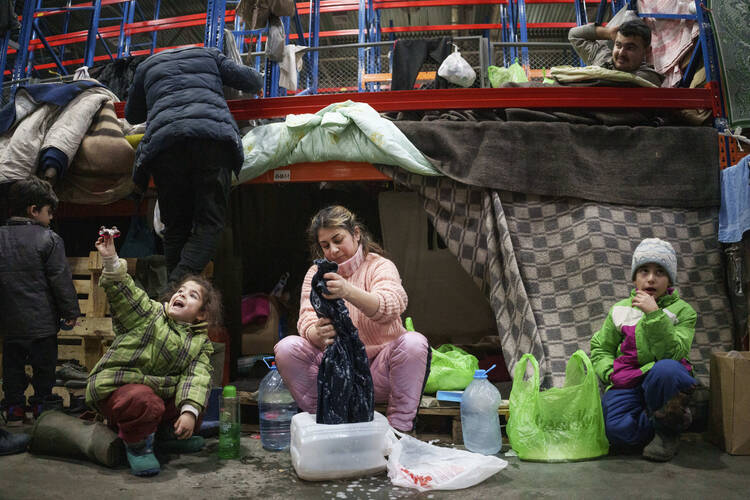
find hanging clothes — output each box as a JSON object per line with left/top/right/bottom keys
{"left": 311, "top": 259, "right": 374, "bottom": 424}
{"left": 391, "top": 37, "right": 453, "bottom": 91}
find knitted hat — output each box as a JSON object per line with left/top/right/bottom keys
{"left": 631, "top": 238, "right": 677, "bottom": 284}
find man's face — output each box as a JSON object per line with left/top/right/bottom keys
{"left": 612, "top": 32, "right": 647, "bottom": 73}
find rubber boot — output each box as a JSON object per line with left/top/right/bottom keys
{"left": 642, "top": 429, "right": 681, "bottom": 462}
{"left": 28, "top": 410, "right": 125, "bottom": 467}
{"left": 155, "top": 424, "right": 205, "bottom": 454}
{"left": 642, "top": 390, "right": 693, "bottom": 462}
{"left": 125, "top": 433, "right": 161, "bottom": 477}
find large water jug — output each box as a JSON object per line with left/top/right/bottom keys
{"left": 460, "top": 365, "right": 502, "bottom": 455}
{"left": 258, "top": 357, "right": 298, "bottom": 451}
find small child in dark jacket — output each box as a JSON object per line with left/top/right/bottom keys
{"left": 125, "top": 46, "right": 263, "bottom": 286}
{"left": 0, "top": 177, "right": 80, "bottom": 424}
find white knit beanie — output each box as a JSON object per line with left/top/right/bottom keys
{"left": 631, "top": 238, "right": 677, "bottom": 285}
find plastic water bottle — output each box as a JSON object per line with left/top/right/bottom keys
{"left": 218, "top": 385, "right": 241, "bottom": 459}
{"left": 460, "top": 365, "right": 502, "bottom": 455}
{"left": 259, "top": 357, "right": 297, "bottom": 451}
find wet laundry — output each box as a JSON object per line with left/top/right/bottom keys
{"left": 311, "top": 259, "right": 374, "bottom": 424}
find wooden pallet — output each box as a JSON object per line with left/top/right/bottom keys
{"left": 237, "top": 391, "right": 509, "bottom": 444}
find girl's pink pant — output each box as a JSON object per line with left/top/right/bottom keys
{"left": 274, "top": 332, "right": 429, "bottom": 431}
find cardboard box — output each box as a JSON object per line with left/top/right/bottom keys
{"left": 240, "top": 295, "right": 280, "bottom": 355}
{"left": 709, "top": 351, "right": 750, "bottom": 455}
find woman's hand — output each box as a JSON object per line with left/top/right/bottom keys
{"left": 322, "top": 272, "right": 352, "bottom": 300}
{"left": 95, "top": 236, "right": 116, "bottom": 258}
{"left": 308, "top": 317, "right": 336, "bottom": 350}
{"left": 174, "top": 412, "right": 196, "bottom": 439}
{"left": 322, "top": 272, "right": 380, "bottom": 318}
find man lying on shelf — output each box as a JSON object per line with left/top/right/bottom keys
{"left": 568, "top": 15, "right": 664, "bottom": 87}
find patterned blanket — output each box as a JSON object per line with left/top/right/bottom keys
{"left": 380, "top": 166, "right": 734, "bottom": 387}
{"left": 709, "top": 0, "right": 750, "bottom": 128}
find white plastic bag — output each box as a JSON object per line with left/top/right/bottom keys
{"left": 438, "top": 46, "right": 476, "bottom": 88}
{"left": 386, "top": 429, "right": 507, "bottom": 491}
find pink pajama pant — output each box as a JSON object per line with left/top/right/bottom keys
{"left": 274, "top": 332, "right": 429, "bottom": 431}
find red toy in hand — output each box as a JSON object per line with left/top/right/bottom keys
{"left": 98, "top": 226, "right": 121, "bottom": 239}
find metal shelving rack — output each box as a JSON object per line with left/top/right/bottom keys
{"left": 3, "top": 0, "right": 732, "bottom": 177}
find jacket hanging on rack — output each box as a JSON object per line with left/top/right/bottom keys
{"left": 391, "top": 37, "right": 453, "bottom": 91}
{"left": 311, "top": 259, "right": 374, "bottom": 424}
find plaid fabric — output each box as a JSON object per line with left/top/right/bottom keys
{"left": 380, "top": 166, "right": 734, "bottom": 387}
{"left": 86, "top": 262, "right": 213, "bottom": 411}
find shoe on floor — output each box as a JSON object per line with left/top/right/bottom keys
{"left": 643, "top": 431, "right": 681, "bottom": 462}
{"left": 4, "top": 405, "right": 26, "bottom": 427}
{"left": 156, "top": 435, "right": 205, "bottom": 454}
{"left": 125, "top": 433, "right": 160, "bottom": 477}
{"left": 0, "top": 428, "right": 30, "bottom": 455}
{"left": 55, "top": 362, "right": 89, "bottom": 381}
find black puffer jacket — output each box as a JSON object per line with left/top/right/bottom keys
{"left": 0, "top": 218, "right": 80, "bottom": 341}
{"left": 125, "top": 46, "right": 263, "bottom": 189}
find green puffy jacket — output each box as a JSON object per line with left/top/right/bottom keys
{"left": 590, "top": 289, "right": 696, "bottom": 391}
{"left": 86, "top": 260, "right": 213, "bottom": 412}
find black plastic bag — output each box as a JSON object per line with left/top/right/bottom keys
{"left": 312, "top": 259, "right": 374, "bottom": 424}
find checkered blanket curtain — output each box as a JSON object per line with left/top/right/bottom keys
{"left": 380, "top": 166, "right": 734, "bottom": 387}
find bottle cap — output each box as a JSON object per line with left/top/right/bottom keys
{"left": 222, "top": 385, "right": 237, "bottom": 398}
{"left": 473, "top": 364, "right": 496, "bottom": 379}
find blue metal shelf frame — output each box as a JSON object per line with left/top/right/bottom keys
{"left": 5, "top": 0, "right": 163, "bottom": 93}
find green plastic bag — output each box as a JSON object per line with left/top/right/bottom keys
{"left": 423, "top": 344, "right": 479, "bottom": 394}
{"left": 507, "top": 350, "right": 609, "bottom": 462}
{"left": 488, "top": 58, "right": 528, "bottom": 88}
{"left": 508, "top": 58, "right": 528, "bottom": 83}
{"left": 488, "top": 65, "right": 512, "bottom": 88}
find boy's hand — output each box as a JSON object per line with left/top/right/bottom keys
{"left": 632, "top": 290, "right": 658, "bottom": 314}
{"left": 174, "top": 412, "right": 196, "bottom": 439}
{"left": 95, "top": 235, "right": 116, "bottom": 258}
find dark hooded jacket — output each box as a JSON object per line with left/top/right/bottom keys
{"left": 0, "top": 218, "right": 80, "bottom": 341}
{"left": 124, "top": 46, "right": 263, "bottom": 189}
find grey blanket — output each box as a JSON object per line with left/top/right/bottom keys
{"left": 394, "top": 121, "right": 720, "bottom": 208}
{"left": 379, "top": 165, "right": 734, "bottom": 387}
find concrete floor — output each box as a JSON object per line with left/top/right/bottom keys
{"left": 2, "top": 429, "right": 749, "bottom": 499}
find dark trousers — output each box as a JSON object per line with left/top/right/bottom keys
{"left": 151, "top": 139, "right": 233, "bottom": 285}
{"left": 99, "top": 384, "right": 202, "bottom": 444}
{"left": 1, "top": 336, "right": 58, "bottom": 406}
{"left": 391, "top": 37, "right": 452, "bottom": 91}
{"left": 602, "top": 359, "right": 696, "bottom": 447}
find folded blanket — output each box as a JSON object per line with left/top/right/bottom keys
{"left": 640, "top": 0, "right": 699, "bottom": 88}
{"left": 551, "top": 65, "right": 657, "bottom": 88}
{"left": 237, "top": 100, "right": 439, "bottom": 183}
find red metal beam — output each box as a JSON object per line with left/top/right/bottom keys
{"left": 225, "top": 88, "right": 716, "bottom": 120}
{"left": 245, "top": 161, "right": 390, "bottom": 184}
{"left": 34, "top": 0, "right": 131, "bottom": 18}
{"left": 3, "top": 44, "right": 202, "bottom": 76}
{"left": 113, "top": 87, "right": 715, "bottom": 122}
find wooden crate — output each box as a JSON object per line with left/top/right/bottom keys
{"left": 59, "top": 252, "right": 137, "bottom": 370}
{"left": 236, "top": 390, "right": 509, "bottom": 444}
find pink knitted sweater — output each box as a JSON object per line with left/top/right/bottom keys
{"left": 297, "top": 245, "right": 408, "bottom": 357}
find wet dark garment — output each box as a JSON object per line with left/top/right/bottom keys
{"left": 312, "top": 259, "right": 374, "bottom": 424}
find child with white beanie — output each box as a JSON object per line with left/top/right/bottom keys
{"left": 590, "top": 238, "right": 697, "bottom": 462}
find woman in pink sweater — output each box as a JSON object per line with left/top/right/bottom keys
{"left": 274, "top": 205, "right": 430, "bottom": 431}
